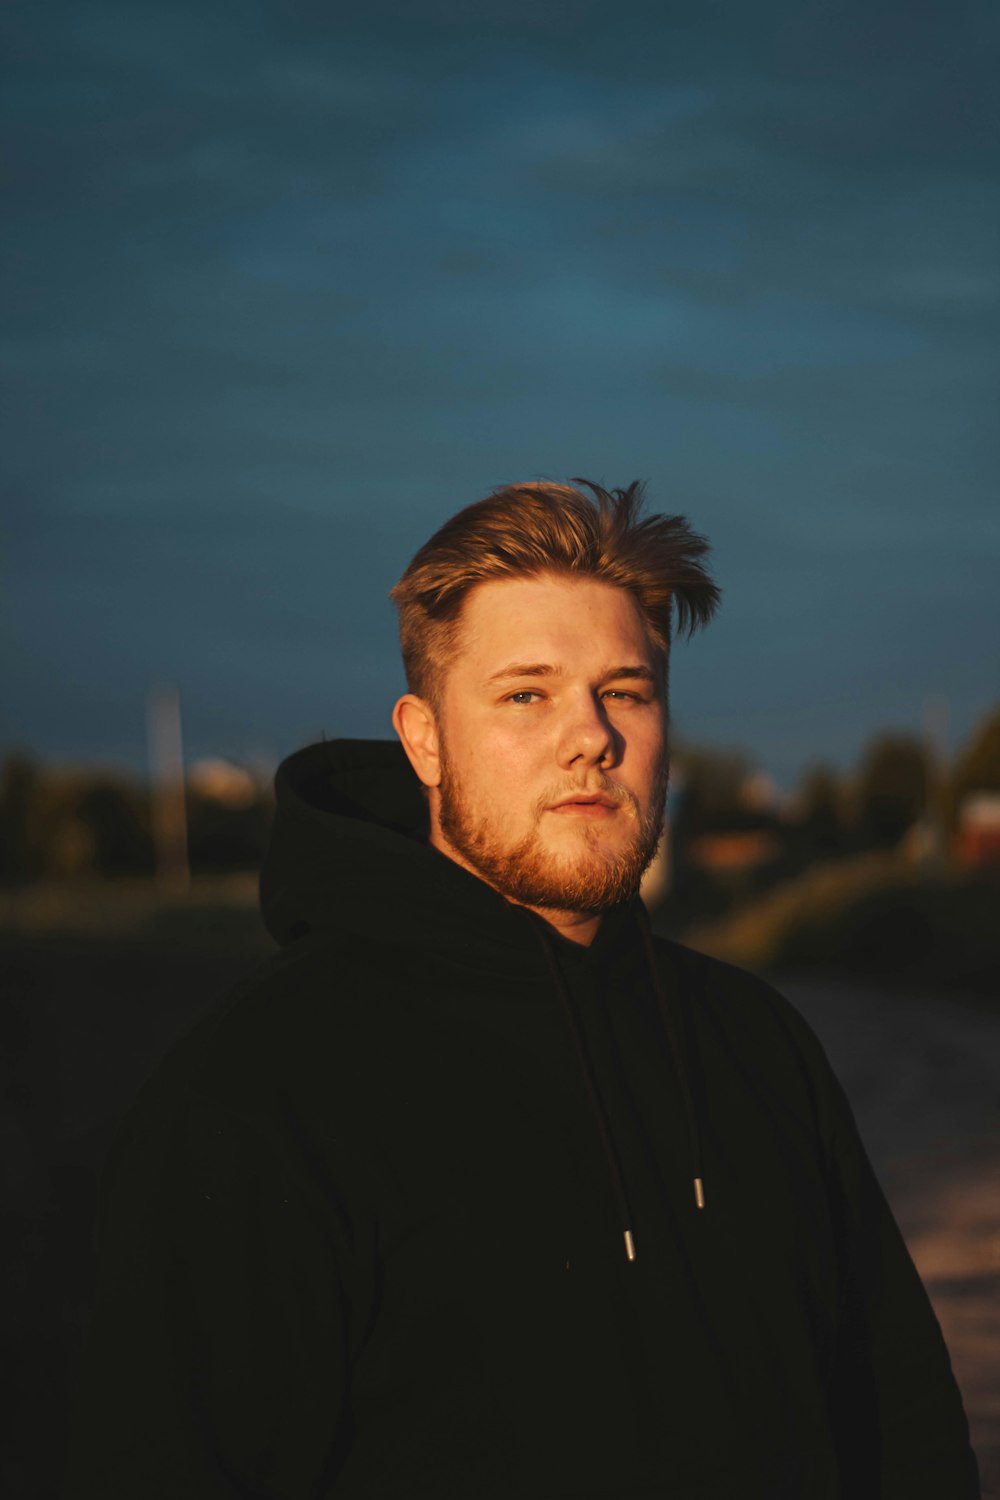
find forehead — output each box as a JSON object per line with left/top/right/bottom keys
{"left": 451, "top": 573, "right": 659, "bottom": 674}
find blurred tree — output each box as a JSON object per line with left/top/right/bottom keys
{"left": 671, "top": 744, "right": 754, "bottom": 833}
{"left": 794, "top": 763, "right": 847, "bottom": 857}
{"left": 0, "top": 755, "right": 279, "bottom": 881}
{"left": 953, "top": 705, "right": 1000, "bottom": 801}
{"left": 0, "top": 754, "right": 46, "bottom": 882}
{"left": 0, "top": 758, "right": 155, "bottom": 881}
{"left": 666, "top": 743, "right": 774, "bottom": 928}
{"left": 853, "top": 733, "right": 930, "bottom": 848}
{"left": 75, "top": 780, "right": 154, "bottom": 877}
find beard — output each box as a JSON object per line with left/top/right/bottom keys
{"left": 437, "top": 745, "right": 668, "bottom": 915}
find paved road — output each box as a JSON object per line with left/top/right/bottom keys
{"left": 780, "top": 976, "right": 1000, "bottom": 1497}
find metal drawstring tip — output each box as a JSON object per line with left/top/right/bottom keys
{"left": 623, "top": 1228, "right": 637, "bottom": 1262}
{"left": 694, "top": 1177, "right": 706, "bottom": 1210}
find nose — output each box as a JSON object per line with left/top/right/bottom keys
{"left": 555, "top": 690, "right": 621, "bottom": 772}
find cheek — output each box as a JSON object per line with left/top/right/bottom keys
{"left": 471, "top": 717, "right": 542, "bottom": 768}
{"left": 449, "top": 725, "right": 524, "bottom": 796}
{"left": 630, "top": 728, "right": 668, "bottom": 797}
{"left": 459, "top": 727, "right": 546, "bottom": 820}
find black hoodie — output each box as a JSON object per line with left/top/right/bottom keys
{"left": 65, "top": 739, "right": 979, "bottom": 1499}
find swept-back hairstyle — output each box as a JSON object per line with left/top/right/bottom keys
{"left": 390, "top": 478, "right": 720, "bottom": 700}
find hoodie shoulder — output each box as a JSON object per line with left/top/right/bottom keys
{"left": 114, "top": 932, "right": 393, "bottom": 1141}
{"left": 648, "top": 933, "right": 802, "bottom": 1021}
{"left": 648, "top": 935, "right": 849, "bottom": 1135}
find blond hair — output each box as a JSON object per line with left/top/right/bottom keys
{"left": 390, "top": 478, "right": 719, "bottom": 700}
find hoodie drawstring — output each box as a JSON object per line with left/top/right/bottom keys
{"left": 526, "top": 916, "right": 640, "bottom": 1263}
{"left": 635, "top": 906, "right": 706, "bottom": 1215}
{"left": 525, "top": 906, "right": 705, "bottom": 1265}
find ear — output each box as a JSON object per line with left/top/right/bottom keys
{"left": 392, "top": 694, "right": 442, "bottom": 788}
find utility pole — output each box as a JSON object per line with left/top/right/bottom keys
{"left": 147, "top": 683, "right": 190, "bottom": 888}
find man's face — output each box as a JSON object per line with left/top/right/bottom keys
{"left": 428, "top": 572, "right": 669, "bottom": 915}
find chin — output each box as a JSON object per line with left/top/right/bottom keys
{"left": 437, "top": 778, "right": 661, "bottom": 914}
{"left": 493, "top": 839, "right": 655, "bottom": 914}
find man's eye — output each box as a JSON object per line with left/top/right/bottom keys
{"left": 603, "top": 690, "right": 640, "bottom": 702}
{"left": 508, "top": 691, "right": 540, "bottom": 704}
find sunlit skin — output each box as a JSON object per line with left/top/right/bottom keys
{"left": 393, "top": 573, "right": 669, "bottom": 946}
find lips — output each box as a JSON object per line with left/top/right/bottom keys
{"left": 548, "top": 793, "right": 620, "bottom": 813}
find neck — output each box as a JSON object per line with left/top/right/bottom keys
{"left": 524, "top": 904, "right": 602, "bottom": 946}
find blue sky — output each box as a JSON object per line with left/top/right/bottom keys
{"left": 3, "top": 0, "right": 998, "bottom": 786}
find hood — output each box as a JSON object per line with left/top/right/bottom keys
{"left": 260, "top": 738, "right": 424, "bottom": 947}
{"left": 260, "top": 738, "right": 707, "bottom": 1243}
{"left": 259, "top": 738, "right": 545, "bottom": 967}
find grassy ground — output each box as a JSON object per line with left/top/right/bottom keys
{"left": 680, "top": 853, "right": 1000, "bottom": 998}
{"left": 2, "top": 879, "right": 271, "bottom": 1500}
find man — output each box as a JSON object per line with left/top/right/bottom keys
{"left": 66, "top": 480, "right": 978, "bottom": 1498}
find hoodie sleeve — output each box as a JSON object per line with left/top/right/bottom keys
{"left": 820, "top": 1070, "right": 980, "bottom": 1499}
{"left": 64, "top": 1093, "right": 357, "bottom": 1498}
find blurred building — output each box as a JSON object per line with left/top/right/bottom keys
{"left": 188, "top": 758, "right": 260, "bottom": 809}
{"left": 955, "top": 793, "right": 1000, "bottom": 870}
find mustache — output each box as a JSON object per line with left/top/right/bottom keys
{"left": 534, "top": 777, "right": 641, "bottom": 816}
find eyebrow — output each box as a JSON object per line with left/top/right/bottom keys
{"left": 485, "top": 662, "right": 658, "bottom": 686}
